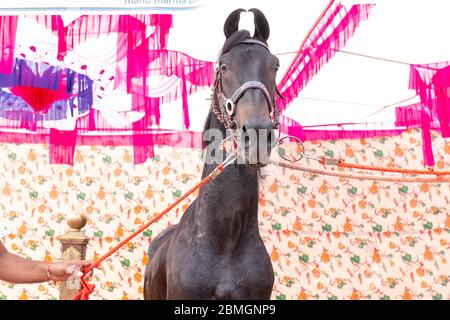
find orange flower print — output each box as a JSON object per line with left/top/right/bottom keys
{"left": 49, "top": 186, "right": 58, "bottom": 199}
{"left": 115, "top": 224, "right": 124, "bottom": 239}
{"left": 162, "top": 166, "right": 171, "bottom": 175}
{"left": 402, "top": 290, "right": 412, "bottom": 300}
{"left": 293, "top": 218, "right": 302, "bottom": 232}
{"left": 18, "top": 223, "right": 27, "bottom": 236}
{"left": 394, "top": 144, "right": 404, "bottom": 157}
{"left": 298, "top": 290, "right": 308, "bottom": 300}
{"left": 420, "top": 183, "right": 430, "bottom": 193}
{"left": 269, "top": 180, "right": 279, "bottom": 193}
{"left": 134, "top": 272, "right": 143, "bottom": 283}
{"left": 394, "top": 218, "right": 404, "bottom": 232}
{"left": 409, "top": 197, "right": 418, "bottom": 208}
{"left": 307, "top": 199, "right": 316, "bottom": 208}
{"left": 28, "top": 149, "right": 36, "bottom": 161}
{"left": 311, "top": 268, "right": 321, "bottom": 278}
{"left": 369, "top": 182, "right": 378, "bottom": 194}
{"left": 345, "top": 144, "right": 355, "bottom": 158}
{"left": 271, "top": 247, "right": 280, "bottom": 261}
{"left": 358, "top": 199, "right": 367, "bottom": 209}
{"left": 97, "top": 187, "right": 106, "bottom": 200}
{"left": 436, "top": 160, "right": 445, "bottom": 169}
{"left": 350, "top": 289, "right": 360, "bottom": 300}
{"left": 445, "top": 216, "right": 450, "bottom": 229}
{"left": 372, "top": 249, "right": 381, "bottom": 263}
{"left": 424, "top": 247, "right": 433, "bottom": 261}
{"left": 321, "top": 249, "right": 330, "bottom": 263}
{"left": 319, "top": 181, "right": 328, "bottom": 194}
{"left": 416, "top": 267, "right": 425, "bottom": 277}
{"left": 19, "top": 290, "right": 29, "bottom": 300}
{"left": 343, "top": 218, "right": 353, "bottom": 233}
{"left": 134, "top": 205, "right": 142, "bottom": 214}
{"left": 2, "top": 183, "right": 11, "bottom": 196}
{"left": 142, "top": 254, "right": 149, "bottom": 266}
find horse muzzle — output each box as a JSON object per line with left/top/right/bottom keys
{"left": 237, "top": 119, "right": 276, "bottom": 167}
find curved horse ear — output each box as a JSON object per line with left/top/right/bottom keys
{"left": 224, "top": 8, "right": 246, "bottom": 38}
{"left": 249, "top": 8, "right": 270, "bottom": 42}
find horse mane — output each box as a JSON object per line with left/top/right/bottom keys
{"left": 220, "top": 30, "right": 252, "bottom": 55}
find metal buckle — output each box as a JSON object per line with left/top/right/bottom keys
{"left": 277, "top": 135, "right": 323, "bottom": 163}
{"left": 225, "top": 99, "right": 235, "bottom": 116}
{"left": 278, "top": 135, "right": 305, "bottom": 162}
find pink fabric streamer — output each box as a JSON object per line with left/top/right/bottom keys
{"left": 34, "top": 14, "right": 172, "bottom": 61}
{"left": 131, "top": 94, "right": 155, "bottom": 164}
{"left": 0, "top": 16, "right": 18, "bottom": 74}
{"left": 431, "top": 65, "right": 450, "bottom": 137}
{"left": 181, "top": 68, "right": 190, "bottom": 129}
{"left": 4, "top": 10, "right": 446, "bottom": 167}
{"left": 0, "top": 129, "right": 204, "bottom": 150}
{"left": 406, "top": 62, "right": 450, "bottom": 166}
{"left": 277, "top": 4, "right": 374, "bottom": 111}
{"left": 278, "top": 113, "right": 405, "bottom": 141}
{"left": 49, "top": 127, "right": 78, "bottom": 165}
{"left": 271, "top": 3, "right": 375, "bottom": 151}
{"left": 395, "top": 102, "right": 441, "bottom": 130}
{"left": 27, "top": 14, "right": 213, "bottom": 164}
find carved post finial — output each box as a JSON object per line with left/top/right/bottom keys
{"left": 58, "top": 214, "right": 90, "bottom": 300}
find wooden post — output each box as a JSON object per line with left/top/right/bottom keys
{"left": 58, "top": 214, "right": 89, "bottom": 300}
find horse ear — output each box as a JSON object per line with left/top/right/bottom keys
{"left": 224, "top": 8, "right": 246, "bottom": 38}
{"left": 249, "top": 8, "right": 270, "bottom": 42}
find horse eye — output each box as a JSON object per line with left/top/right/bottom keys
{"left": 220, "top": 64, "right": 228, "bottom": 73}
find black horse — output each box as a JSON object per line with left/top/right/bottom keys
{"left": 144, "top": 8, "right": 280, "bottom": 299}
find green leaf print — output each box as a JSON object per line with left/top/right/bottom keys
{"left": 143, "top": 229, "right": 153, "bottom": 237}
{"left": 121, "top": 258, "right": 131, "bottom": 268}
{"left": 298, "top": 186, "right": 307, "bottom": 194}
{"left": 423, "top": 221, "right": 433, "bottom": 230}
{"left": 324, "top": 150, "right": 334, "bottom": 157}
{"left": 299, "top": 254, "right": 309, "bottom": 263}
{"left": 350, "top": 255, "right": 361, "bottom": 264}
{"left": 373, "top": 150, "right": 384, "bottom": 158}
{"left": 398, "top": 186, "right": 408, "bottom": 194}
{"left": 272, "top": 222, "right": 282, "bottom": 231}
{"left": 402, "top": 253, "right": 413, "bottom": 262}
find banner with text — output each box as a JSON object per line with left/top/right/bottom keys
{"left": 0, "top": 0, "right": 203, "bottom": 13}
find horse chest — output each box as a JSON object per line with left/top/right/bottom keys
{"left": 168, "top": 232, "right": 273, "bottom": 299}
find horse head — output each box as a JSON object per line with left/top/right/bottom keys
{"left": 211, "top": 8, "right": 280, "bottom": 168}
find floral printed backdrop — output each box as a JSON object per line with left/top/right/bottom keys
{"left": 0, "top": 128, "right": 449, "bottom": 300}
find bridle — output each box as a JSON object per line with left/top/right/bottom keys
{"left": 211, "top": 39, "right": 282, "bottom": 130}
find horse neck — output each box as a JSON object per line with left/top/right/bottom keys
{"left": 194, "top": 114, "right": 260, "bottom": 251}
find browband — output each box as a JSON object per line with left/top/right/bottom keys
{"left": 238, "top": 39, "right": 270, "bottom": 52}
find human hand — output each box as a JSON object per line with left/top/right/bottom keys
{"left": 47, "top": 260, "right": 93, "bottom": 282}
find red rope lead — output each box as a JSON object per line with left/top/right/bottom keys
{"left": 73, "top": 164, "right": 225, "bottom": 300}
{"left": 319, "top": 157, "right": 450, "bottom": 177}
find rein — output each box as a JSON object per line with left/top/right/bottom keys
{"left": 73, "top": 142, "right": 240, "bottom": 300}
